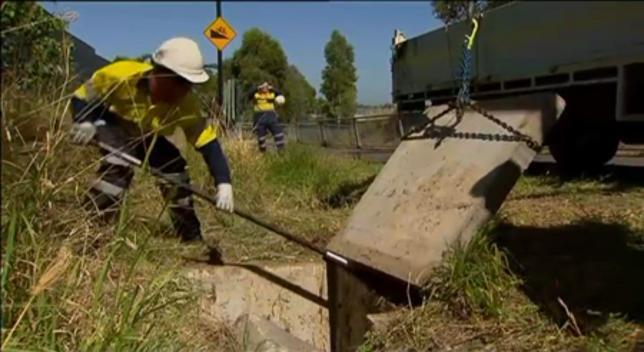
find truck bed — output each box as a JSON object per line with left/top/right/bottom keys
{"left": 392, "top": 1, "right": 644, "bottom": 102}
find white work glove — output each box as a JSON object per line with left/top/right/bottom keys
{"left": 70, "top": 119, "right": 105, "bottom": 145}
{"left": 274, "top": 95, "right": 285, "bottom": 105}
{"left": 215, "top": 183, "right": 234, "bottom": 213}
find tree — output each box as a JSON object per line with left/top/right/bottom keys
{"left": 1, "top": 2, "right": 73, "bottom": 88}
{"left": 281, "top": 65, "right": 316, "bottom": 122}
{"left": 320, "top": 30, "right": 358, "bottom": 121}
{"left": 230, "top": 28, "right": 288, "bottom": 95}
{"left": 432, "top": 0, "right": 513, "bottom": 25}
{"left": 309, "top": 97, "right": 328, "bottom": 119}
{"left": 229, "top": 28, "right": 318, "bottom": 123}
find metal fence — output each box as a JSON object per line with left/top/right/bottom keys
{"left": 218, "top": 79, "right": 413, "bottom": 152}
{"left": 237, "top": 113, "right": 424, "bottom": 152}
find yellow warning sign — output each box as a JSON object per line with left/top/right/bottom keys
{"left": 204, "top": 16, "right": 237, "bottom": 51}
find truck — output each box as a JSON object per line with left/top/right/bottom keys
{"left": 391, "top": 1, "right": 644, "bottom": 172}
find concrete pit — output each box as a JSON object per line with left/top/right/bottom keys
{"left": 186, "top": 262, "right": 330, "bottom": 351}
{"left": 185, "top": 260, "right": 403, "bottom": 352}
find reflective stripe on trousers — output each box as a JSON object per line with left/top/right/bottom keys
{"left": 157, "top": 171, "right": 190, "bottom": 186}
{"left": 83, "top": 114, "right": 203, "bottom": 240}
{"left": 91, "top": 179, "right": 125, "bottom": 197}
{"left": 274, "top": 132, "right": 285, "bottom": 147}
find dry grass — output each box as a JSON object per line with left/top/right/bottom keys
{"left": 2, "top": 8, "right": 383, "bottom": 350}
{"left": 2, "top": 65, "right": 228, "bottom": 350}
{"left": 1, "top": 59, "right": 381, "bottom": 350}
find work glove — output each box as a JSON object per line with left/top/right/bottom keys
{"left": 274, "top": 95, "right": 286, "bottom": 105}
{"left": 215, "top": 183, "right": 234, "bottom": 213}
{"left": 70, "top": 119, "right": 105, "bottom": 145}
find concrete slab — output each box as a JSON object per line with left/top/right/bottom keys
{"left": 185, "top": 262, "right": 329, "bottom": 351}
{"left": 327, "top": 93, "right": 565, "bottom": 287}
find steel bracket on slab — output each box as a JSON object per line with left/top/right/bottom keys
{"left": 325, "top": 255, "right": 424, "bottom": 352}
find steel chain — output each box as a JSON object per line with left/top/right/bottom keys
{"left": 430, "top": 11, "right": 543, "bottom": 153}
{"left": 456, "top": 47, "right": 473, "bottom": 106}
{"left": 400, "top": 105, "right": 455, "bottom": 140}
{"left": 401, "top": 11, "right": 543, "bottom": 153}
{"left": 468, "top": 103, "right": 542, "bottom": 152}
{"left": 404, "top": 100, "right": 542, "bottom": 153}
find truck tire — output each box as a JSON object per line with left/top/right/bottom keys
{"left": 547, "top": 83, "right": 620, "bottom": 174}
{"left": 548, "top": 119, "right": 619, "bottom": 174}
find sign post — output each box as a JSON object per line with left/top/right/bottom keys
{"left": 216, "top": 0, "right": 223, "bottom": 120}
{"left": 203, "top": 1, "right": 237, "bottom": 126}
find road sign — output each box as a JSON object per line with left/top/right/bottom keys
{"left": 204, "top": 16, "right": 236, "bottom": 51}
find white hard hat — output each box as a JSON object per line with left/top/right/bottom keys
{"left": 152, "top": 37, "right": 209, "bottom": 83}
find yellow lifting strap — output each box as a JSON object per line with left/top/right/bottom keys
{"left": 466, "top": 18, "right": 479, "bottom": 50}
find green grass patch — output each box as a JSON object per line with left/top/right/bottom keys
{"left": 428, "top": 223, "right": 520, "bottom": 319}
{"left": 262, "top": 143, "right": 381, "bottom": 206}
{"left": 175, "top": 138, "right": 381, "bottom": 264}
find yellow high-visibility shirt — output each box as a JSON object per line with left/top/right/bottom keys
{"left": 253, "top": 91, "right": 277, "bottom": 112}
{"left": 72, "top": 60, "right": 217, "bottom": 148}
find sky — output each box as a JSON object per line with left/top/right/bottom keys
{"left": 41, "top": 1, "right": 443, "bottom": 105}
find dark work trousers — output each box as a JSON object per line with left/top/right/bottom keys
{"left": 253, "top": 111, "right": 285, "bottom": 152}
{"left": 85, "top": 114, "right": 202, "bottom": 241}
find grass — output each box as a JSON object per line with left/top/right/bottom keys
{"left": 5, "top": 94, "right": 644, "bottom": 352}
{"left": 173, "top": 135, "right": 381, "bottom": 264}
{"left": 4, "top": 74, "right": 643, "bottom": 351}
{"left": 4, "top": 34, "right": 643, "bottom": 351}
{"left": 361, "top": 171, "right": 644, "bottom": 351}
{"left": 1, "top": 117, "right": 210, "bottom": 351}
{"left": 1, "top": 58, "right": 381, "bottom": 350}
{"left": 5, "top": 94, "right": 642, "bottom": 351}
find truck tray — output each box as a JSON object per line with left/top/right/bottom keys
{"left": 326, "top": 93, "right": 565, "bottom": 287}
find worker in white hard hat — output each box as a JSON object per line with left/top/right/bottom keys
{"left": 249, "top": 81, "right": 286, "bottom": 153}
{"left": 68, "top": 37, "right": 234, "bottom": 245}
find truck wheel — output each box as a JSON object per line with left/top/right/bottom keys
{"left": 548, "top": 120, "right": 619, "bottom": 174}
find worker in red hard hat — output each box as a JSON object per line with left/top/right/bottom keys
{"left": 69, "top": 37, "right": 233, "bottom": 244}
{"left": 249, "top": 81, "right": 286, "bottom": 153}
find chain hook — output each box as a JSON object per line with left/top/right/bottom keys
{"left": 465, "top": 18, "right": 479, "bottom": 50}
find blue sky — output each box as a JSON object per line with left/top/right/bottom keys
{"left": 42, "top": 1, "right": 443, "bottom": 105}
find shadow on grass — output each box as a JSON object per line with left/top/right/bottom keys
{"left": 321, "top": 175, "right": 376, "bottom": 208}
{"left": 526, "top": 161, "right": 644, "bottom": 191}
{"left": 493, "top": 220, "right": 644, "bottom": 333}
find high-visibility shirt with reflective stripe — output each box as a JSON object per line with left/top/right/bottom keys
{"left": 72, "top": 60, "right": 217, "bottom": 148}
{"left": 253, "top": 91, "right": 277, "bottom": 112}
